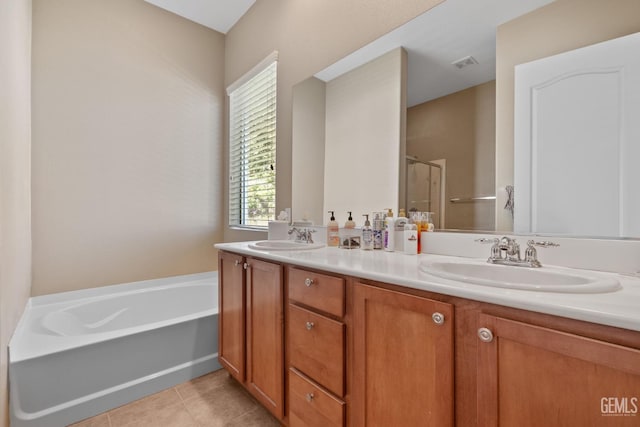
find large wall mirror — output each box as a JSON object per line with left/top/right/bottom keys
{"left": 291, "top": 0, "right": 640, "bottom": 239}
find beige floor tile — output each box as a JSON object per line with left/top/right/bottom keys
{"left": 176, "top": 369, "right": 232, "bottom": 402}
{"left": 225, "top": 405, "right": 281, "bottom": 427}
{"left": 68, "top": 370, "right": 283, "bottom": 427}
{"left": 182, "top": 385, "right": 258, "bottom": 427}
{"left": 108, "top": 388, "right": 182, "bottom": 426}
{"left": 68, "top": 413, "right": 111, "bottom": 427}
{"left": 111, "top": 402, "right": 197, "bottom": 427}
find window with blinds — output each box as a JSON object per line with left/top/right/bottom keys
{"left": 228, "top": 55, "right": 277, "bottom": 229}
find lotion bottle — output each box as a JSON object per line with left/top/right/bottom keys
{"left": 327, "top": 211, "right": 340, "bottom": 247}
{"left": 383, "top": 209, "right": 395, "bottom": 252}
{"left": 361, "top": 214, "right": 373, "bottom": 250}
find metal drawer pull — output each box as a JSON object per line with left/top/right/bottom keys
{"left": 306, "top": 392, "right": 315, "bottom": 402}
{"left": 478, "top": 327, "right": 494, "bottom": 343}
{"left": 305, "top": 321, "right": 315, "bottom": 331}
{"left": 304, "top": 278, "right": 314, "bottom": 287}
{"left": 432, "top": 312, "right": 445, "bottom": 325}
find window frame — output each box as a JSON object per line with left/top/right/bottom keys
{"left": 227, "top": 52, "right": 278, "bottom": 230}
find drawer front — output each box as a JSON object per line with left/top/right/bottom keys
{"left": 289, "top": 368, "right": 345, "bottom": 427}
{"left": 288, "top": 267, "right": 345, "bottom": 317}
{"left": 289, "top": 304, "right": 345, "bottom": 397}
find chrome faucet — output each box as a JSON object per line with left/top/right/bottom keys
{"left": 476, "top": 236, "right": 559, "bottom": 268}
{"left": 288, "top": 227, "right": 316, "bottom": 244}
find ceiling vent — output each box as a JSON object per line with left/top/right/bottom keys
{"left": 451, "top": 55, "right": 479, "bottom": 70}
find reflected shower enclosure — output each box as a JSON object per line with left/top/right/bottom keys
{"left": 405, "top": 156, "right": 443, "bottom": 229}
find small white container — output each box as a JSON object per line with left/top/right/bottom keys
{"left": 403, "top": 222, "right": 418, "bottom": 255}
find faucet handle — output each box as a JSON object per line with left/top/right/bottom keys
{"left": 474, "top": 237, "right": 499, "bottom": 244}
{"left": 475, "top": 238, "right": 501, "bottom": 261}
{"left": 527, "top": 240, "right": 560, "bottom": 248}
{"left": 304, "top": 228, "right": 316, "bottom": 244}
{"left": 525, "top": 240, "right": 558, "bottom": 267}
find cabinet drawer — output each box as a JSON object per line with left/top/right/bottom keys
{"left": 288, "top": 267, "right": 345, "bottom": 317}
{"left": 289, "top": 304, "right": 345, "bottom": 397}
{"left": 289, "top": 368, "right": 345, "bottom": 427}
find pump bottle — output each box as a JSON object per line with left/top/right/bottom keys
{"left": 327, "top": 211, "right": 339, "bottom": 247}
{"left": 344, "top": 212, "right": 356, "bottom": 229}
{"left": 361, "top": 214, "right": 373, "bottom": 250}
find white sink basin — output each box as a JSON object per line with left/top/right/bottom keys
{"left": 248, "top": 240, "right": 325, "bottom": 251}
{"left": 419, "top": 259, "right": 621, "bottom": 293}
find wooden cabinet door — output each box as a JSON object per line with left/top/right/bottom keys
{"left": 218, "top": 251, "right": 245, "bottom": 382}
{"left": 352, "top": 282, "right": 454, "bottom": 427}
{"left": 477, "top": 314, "right": 640, "bottom": 427}
{"left": 246, "top": 258, "right": 285, "bottom": 419}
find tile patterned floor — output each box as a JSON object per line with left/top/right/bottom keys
{"left": 69, "top": 369, "right": 281, "bottom": 427}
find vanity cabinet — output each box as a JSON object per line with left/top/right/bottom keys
{"left": 351, "top": 282, "right": 454, "bottom": 427}
{"left": 218, "top": 251, "right": 245, "bottom": 382}
{"left": 287, "top": 267, "right": 346, "bottom": 427}
{"left": 218, "top": 249, "right": 640, "bottom": 426}
{"left": 217, "top": 253, "right": 285, "bottom": 420}
{"left": 476, "top": 313, "right": 640, "bottom": 427}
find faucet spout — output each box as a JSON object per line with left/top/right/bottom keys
{"left": 476, "top": 236, "right": 558, "bottom": 268}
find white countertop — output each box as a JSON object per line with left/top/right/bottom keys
{"left": 215, "top": 241, "right": 640, "bottom": 333}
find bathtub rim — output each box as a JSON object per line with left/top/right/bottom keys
{"left": 9, "top": 271, "right": 218, "bottom": 363}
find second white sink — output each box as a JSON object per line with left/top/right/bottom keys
{"left": 419, "top": 259, "right": 621, "bottom": 293}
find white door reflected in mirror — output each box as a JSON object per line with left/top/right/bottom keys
{"left": 514, "top": 31, "right": 640, "bottom": 238}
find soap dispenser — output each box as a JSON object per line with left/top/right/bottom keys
{"left": 361, "top": 214, "right": 373, "bottom": 250}
{"left": 327, "top": 211, "right": 339, "bottom": 247}
{"left": 345, "top": 212, "right": 356, "bottom": 229}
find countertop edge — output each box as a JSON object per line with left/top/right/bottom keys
{"left": 215, "top": 241, "right": 640, "bottom": 333}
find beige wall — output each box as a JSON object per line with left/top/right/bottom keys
{"left": 224, "top": 0, "right": 443, "bottom": 240}
{"left": 0, "top": 0, "right": 32, "bottom": 424}
{"left": 32, "top": 0, "right": 225, "bottom": 295}
{"left": 495, "top": 0, "right": 640, "bottom": 230}
{"left": 291, "top": 77, "right": 326, "bottom": 226}
{"left": 407, "top": 81, "right": 496, "bottom": 231}
{"left": 324, "top": 48, "right": 407, "bottom": 221}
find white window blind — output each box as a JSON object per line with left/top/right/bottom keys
{"left": 228, "top": 55, "right": 277, "bottom": 229}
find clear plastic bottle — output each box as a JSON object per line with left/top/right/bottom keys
{"left": 361, "top": 214, "right": 373, "bottom": 250}
{"left": 383, "top": 209, "right": 395, "bottom": 252}
{"left": 372, "top": 211, "right": 385, "bottom": 250}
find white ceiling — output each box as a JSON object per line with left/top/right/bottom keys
{"left": 145, "top": 0, "right": 554, "bottom": 106}
{"left": 144, "top": 0, "right": 255, "bottom": 34}
{"left": 315, "top": 0, "right": 555, "bottom": 107}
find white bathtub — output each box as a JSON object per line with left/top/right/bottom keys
{"left": 9, "top": 271, "right": 220, "bottom": 427}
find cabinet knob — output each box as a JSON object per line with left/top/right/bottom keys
{"left": 478, "top": 327, "right": 494, "bottom": 343}
{"left": 305, "top": 392, "right": 315, "bottom": 402}
{"left": 243, "top": 262, "right": 248, "bottom": 270}
{"left": 234, "top": 259, "right": 240, "bottom": 266}
{"left": 304, "top": 278, "right": 314, "bottom": 287}
{"left": 305, "top": 321, "right": 315, "bottom": 331}
{"left": 432, "top": 312, "right": 445, "bottom": 325}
